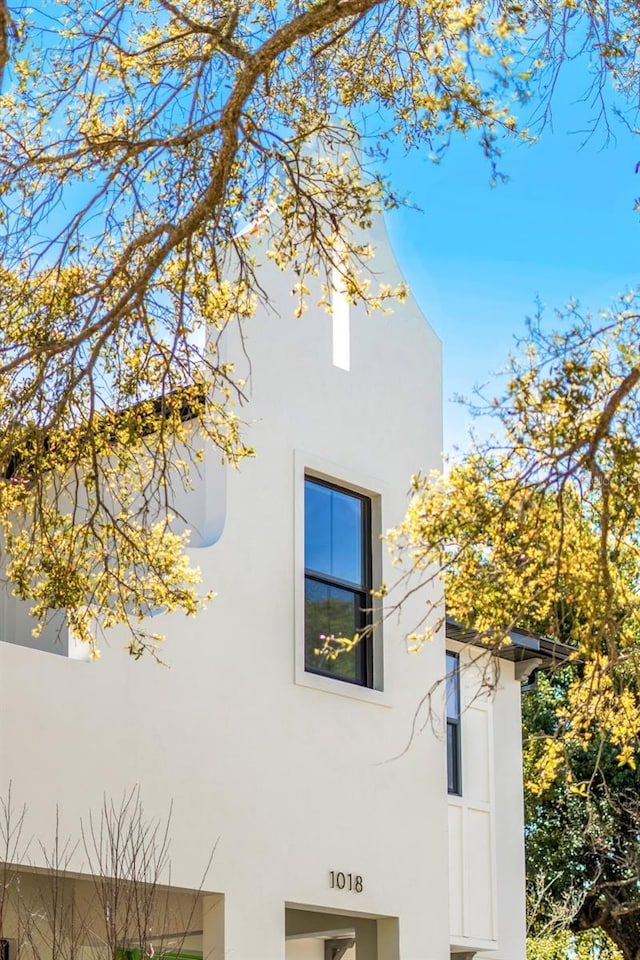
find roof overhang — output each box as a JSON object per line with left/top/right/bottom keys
{"left": 445, "top": 618, "right": 575, "bottom": 668}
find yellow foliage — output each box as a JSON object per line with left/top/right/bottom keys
{"left": 0, "top": 0, "right": 636, "bottom": 658}
{"left": 389, "top": 298, "right": 640, "bottom": 786}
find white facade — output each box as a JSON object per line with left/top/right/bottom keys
{"left": 0, "top": 216, "right": 526, "bottom": 960}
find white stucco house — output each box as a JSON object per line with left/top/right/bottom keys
{"left": 0, "top": 214, "right": 552, "bottom": 960}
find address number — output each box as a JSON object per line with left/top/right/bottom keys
{"left": 329, "top": 871, "right": 364, "bottom": 893}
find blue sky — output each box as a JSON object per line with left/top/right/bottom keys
{"left": 384, "top": 73, "right": 640, "bottom": 455}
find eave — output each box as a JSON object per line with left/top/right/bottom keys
{"left": 445, "top": 617, "right": 576, "bottom": 673}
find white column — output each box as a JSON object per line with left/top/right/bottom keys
{"left": 204, "top": 890, "right": 285, "bottom": 960}
{"left": 202, "top": 895, "right": 225, "bottom": 960}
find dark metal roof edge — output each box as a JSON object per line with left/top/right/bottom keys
{"left": 445, "top": 618, "right": 576, "bottom": 665}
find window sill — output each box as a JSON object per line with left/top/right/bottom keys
{"left": 294, "top": 668, "right": 392, "bottom": 707}
{"left": 448, "top": 794, "right": 492, "bottom": 814}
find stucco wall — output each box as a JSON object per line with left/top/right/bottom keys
{"left": 0, "top": 215, "right": 525, "bottom": 960}
{"left": 447, "top": 645, "right": 526, "bottom": 960}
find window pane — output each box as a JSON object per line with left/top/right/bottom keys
{"left": 446, "top": 652, "right": 461, "bottom": 794}
{"left": 447, "top": 721, "right": 460, "bottom": 794}
{"left": 304, "top": 577, "right": 365, "bottom": 684}
{"left": 446, "top": 652, "right": 459, "bottom": 719}
{"left": 304, "top": 480, "right": 363, "bottom": 586}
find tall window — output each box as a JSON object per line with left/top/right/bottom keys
{"left": 446, "top": 651, "right": 462, "bottom": 795}
{"left": 304, "top": 477, "right": 372, "bottom": 686}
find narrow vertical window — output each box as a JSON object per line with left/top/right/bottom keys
{"left": 331, "top": 265, "right": 350, "bottom": 371}
{"left": 446, "top": 652, "right": 462, "bottom": 795}
{"left": 304, "top": 477, "right": 372, "bottom": 686}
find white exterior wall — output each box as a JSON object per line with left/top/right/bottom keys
{"left": 489, "top": 659, "right": 527, "bottom": 960}
{"left": 0, "top": 216, "right": 525, "bottom": 960}
{"left": 447, "top": 646, "right": 527, "bottom": 960}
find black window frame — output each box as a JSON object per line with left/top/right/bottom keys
{"left": 446, "top": 651, "right": 462, "bottom": 796}
{"left": 304, "top": 476, "right": 373, "bottom": 688}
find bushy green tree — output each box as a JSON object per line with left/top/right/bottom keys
{"left": 527, "top": 930, "right": 622, "bottom": 960}
{"left": 524, "top": 671, "right": 640, "bottom": 960}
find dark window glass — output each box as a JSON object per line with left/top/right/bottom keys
{"left": 446, "top": 652, "right": 462, "bottom": 795}
{"left": 446, "top": 655, "right": 460, "bottom": 717}
{"left": 304, "top": 478, "right": 371, "bottom": 686}
{"left": 304, "top": 481, "right": 363, "bottom": 585}
{"left": 305, "top": 580, "right": 365, "bottom": 684}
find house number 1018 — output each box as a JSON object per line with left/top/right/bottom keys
{"left": 329, "top": 871, "right": 364, "bottom": 893}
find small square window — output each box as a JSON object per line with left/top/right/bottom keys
{"left": 446, "top": 651, "right": 462, "bottom": 795}
{"left": 304, "top": 477, "right": 372, "bottom": 687}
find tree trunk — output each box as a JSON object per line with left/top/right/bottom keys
{"left": 600, "top": 917, "right": 640, "bottom": 960}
